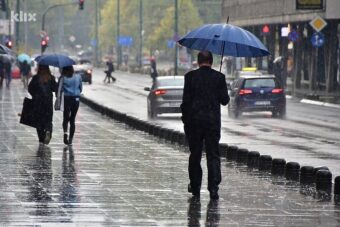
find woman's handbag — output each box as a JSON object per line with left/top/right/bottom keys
{"left": 20, "top": 97, "right": 37, "bottom": 128}
{"left": 54, "top": 76, "right": 64, "bottom": 111}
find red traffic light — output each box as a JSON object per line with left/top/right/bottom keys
{"left": 6, "top": 40, "right": 12, "bottom": 48}
{"left": 262, "top": 25, "right": 270, "bottom": 34}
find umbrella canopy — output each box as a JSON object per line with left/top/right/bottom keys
{"left": 35, "top": 54, "right": 76, "bottom": 68}
{"left": 17, "top": 53, "right": 31, "bottom": 63}
{"left": 178, "top": 23, "right": 269, "bottom": 58}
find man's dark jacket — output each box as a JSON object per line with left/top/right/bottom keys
{"left": 181, "top": 66, "right": 229, "bottom": 129}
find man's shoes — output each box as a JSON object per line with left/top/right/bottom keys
{"left": 209, "top": 190, "right": 219, "bottom": 200}
{"left": 64, "top": 133, "right": 69, "bottom": 145}
{"left": 44, "top": 131, "right": 51, "bottom": 145}
{"left": 188, "top": 184, "right": 200, "bottom": 198}
{"left": 68, "top": 137, "right": 73, "bottom": 146}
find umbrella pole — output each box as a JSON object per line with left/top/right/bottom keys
{"left": 219, "top": 41, "right": 225, "bottom": 72}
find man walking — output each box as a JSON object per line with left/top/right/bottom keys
{"left": 181, "top": 51, "right": 229, "bottom": 200}
{"left": 103, "top": 59, "right": 115, "bottom": 83}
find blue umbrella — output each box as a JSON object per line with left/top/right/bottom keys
{"left": 17, "top": 53, "right": 31, "bottom": 63}
{"left": 35, "top": 54, "right": 76, "bottom": 68}
{"left": 178, "top": 23, "right": 270, "bottom": 70}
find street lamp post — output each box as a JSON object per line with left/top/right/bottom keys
{"left": 41, "top": 2, "right": 77, "bottom": 54}
{"left": 116, "top": 0, "right": 120, "bottom": 69}
{"left": 139, "top": 0, "right": 143, "bottom": 68}
{"left": 174, "top": 0, "right": 178, "bottom": 75}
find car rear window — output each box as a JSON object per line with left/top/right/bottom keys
{"left": 244, "top": 78, "right": 277, "bottom": 88}
{"left": 157, "top": 78, "right": 184, "bottom": 87}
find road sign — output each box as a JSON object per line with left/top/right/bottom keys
{"left": 118, "top": 36, "right": 133, "bottom": 47}
{"left": 288, "top": 30, "right": 299, "bottom": 42}
{"left": 91, "top": 39, "right": 97, "bottom": 47}
{"left": 311, "top": 32, "right": 325, "bottom": 47}
{"left": 309, "top": 16, "right": 327, "bottom": 32}
{"left": 167, "top": 40, "right": 175, "bottom": 49}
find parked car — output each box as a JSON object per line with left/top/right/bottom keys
{"left": 73, "top": 59, "right": 93, "bottom": 84}
{"left": 228, "top": 74, "right": 286, "bottom": 118}
{"left": 144, "top": 76, "right": 184, "bottom": 118}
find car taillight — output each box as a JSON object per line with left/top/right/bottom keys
{"left": 272, "top": 88, "right": 283, "bottom": 94}
{"left": 154, "top": 89, "right": 167, "bottom": 96}
{"left": 239, "top": 89, "right": 253, "bottom": 95}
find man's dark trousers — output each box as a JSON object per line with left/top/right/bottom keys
{"left": 185, "top": 123, "right": 221, "bottom": 194}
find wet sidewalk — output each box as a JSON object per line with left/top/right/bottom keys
{"left": 1, "top": 81, "right": 340, "bottom": 226}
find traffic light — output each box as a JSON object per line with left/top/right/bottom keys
{"left": 41, "top": 38, "right": 48, "bottom": 54}
{"left": 79, "top": 0, "right": 84, "bottom": 10}
{"left": 5, "top": 40, "right": 12, "bottom": 49}
{"left": 262, "top": 25, "right": 270, "bottom": 35}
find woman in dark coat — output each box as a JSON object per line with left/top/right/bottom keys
{"left": 28, "top": 65, "right": 57, "bottom": 145}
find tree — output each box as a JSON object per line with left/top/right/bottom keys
{"left": 146, "top": 0, "right": 202, "bottom": 51}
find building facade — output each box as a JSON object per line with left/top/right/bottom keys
{"left": 222, "top": 0, "right": 340, "bottom": 101}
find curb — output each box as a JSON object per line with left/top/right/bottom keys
{"left": 300, "top": 99, "right": 340, "bottom": 109}
{"left": 80, "top": 95, "right": 340, "bottom": 200}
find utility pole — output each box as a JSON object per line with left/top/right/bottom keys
{"left": 24, "top": 0, "right": 28, "bottom": 53}
{"left": 174, "top": 0, "right": 178, "bottom": 75}
{"left": 95, "top": 0, "right": 99, "bottom": 66}
{"left": 116, "top": 0, "right": 120, "bottom": 69}
{"left": 6, "top": 0, "right": 11, "bottom": 42}
{"left": 139, "top": 0, "right": 143, "bottom": 67}
{"left": 15, "top": 0, "right": 19, "bottom": 50}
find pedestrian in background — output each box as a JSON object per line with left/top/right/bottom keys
{"left": 103, "top": 59, "right": 115, "bottom": 83}
{"left": 181, "top": 51, "right": 229, "bottom": 200}
{"left": 61, "top": 66, "right": 82, "bottom": 146}
{"left": 150, "top": 56, "right": 158, "bottom": 83}
{"left": 20, "top": 60, "right": 31, "bottom": 89}
{"left": 28, "top": 65, "right": 57, "bottom": 146}
{"left": 0, "top": 57, "right": 4, "bottom": 88}
{"left": 4, "top": 58, "right": 12, "bottom": 88}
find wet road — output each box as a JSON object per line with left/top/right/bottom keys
{"left": 85, "top": 69, "right": 340, "bottom": 180}
{"left": 1, "top": 80, "right": 340, "bottom": 226}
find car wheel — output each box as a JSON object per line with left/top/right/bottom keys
{"left": 147, "top": 103, "right": 157, "bottom": 119}
{"left": 234, "top": 109, "right": 239, "bottom": 118}
{"left": 279, "top": 107, "right": 286, "bottom": 119}
{"left": 272, "top": 107, "right": 286, "bottom": 119}
{"left": 150, "top": 108, "right": 157, "bottom": 118}
{"left": 228, "top": 105, "right": 239, "bottom": 118}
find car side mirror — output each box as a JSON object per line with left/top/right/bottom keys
{"left": 144, "top": 87, "right": 151, "bottom": 91}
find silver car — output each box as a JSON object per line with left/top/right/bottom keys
{"left": 144, "top": 76, "right": 184, "bottom": 118}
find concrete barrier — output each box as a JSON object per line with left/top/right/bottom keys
{"left": 334, "top": 176, "right": 340, "bottom": 196}
{"left": 271, "top": 158, "right": 286, "bottom": 176}
{"left": 247, "top": 151, "right": 260, "bottom": 168}
{"left": 300, "top": 166, "right": 315, "bottom": 184}
{"left": 285, "top": 162, "right": 300, "bottom": 181}
{"left": 236, "top": 148, "right": 248, "bottom": 164}
{"left": 258, "top": 155, "right": 272, "bottom": 171}
{"left": 315, "top": 170, "right": 332, "bottom": 192}
{"left": 219, "top": 143, "right": 228, "bottom": 158}
{"left": 226, "top": 146, "right": 238, "bottom": 161}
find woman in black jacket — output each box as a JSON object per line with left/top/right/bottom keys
{"left": 28, "top": 65, "right": 57, "bottom": 145}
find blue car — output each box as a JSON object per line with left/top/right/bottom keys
{"left": 228, "top": 75, "right": 286, "bottom": 118}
